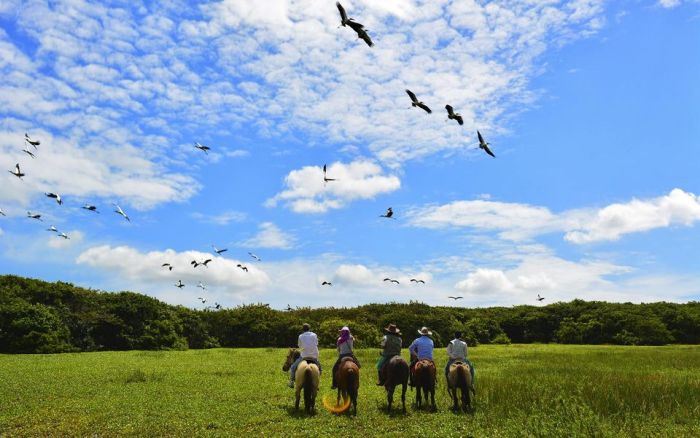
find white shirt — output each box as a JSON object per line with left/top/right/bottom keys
{"left": 447, "top": 338, "right": 468, "bottom": 360}
{"left": 298, "top": 331, "right": 319, "bottom": 359}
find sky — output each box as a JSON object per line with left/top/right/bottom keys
{"left": 0, "top": 0, "right": 698, "bottom": 310}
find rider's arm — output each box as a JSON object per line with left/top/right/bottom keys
{"left": 447, "top": 340, "right": 454, "bottom": 358}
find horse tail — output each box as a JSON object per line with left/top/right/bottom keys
{"left": 456, "top": 364, "right": 467, "bottom": 393}
{"left": 303, "top": 367, "right": 313, "bottom": 409}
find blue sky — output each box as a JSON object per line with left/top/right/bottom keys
{"left": 0, "top": 0, "right": 698, "bottom": 309}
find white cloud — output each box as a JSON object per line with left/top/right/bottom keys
{"left": 76, "top": 245, "right": 270, "bottom": 297}
{"left": 658, "top": 0, "right": 682, "bottom": 8}
{"left": 239, "top": 222, "right": 295, "bottom": 249}
{"left": 564, "top": 189, "right": 700, "bottom": 244}
{"left": 191, "top": 210, "right": 247, "bottom": 226}
{"left": 409, "top": 189, "right": 700, "bottom": 244}
{"left": 266, "top": 160, "right": 400, "bottom": 213}
{"left": 47, "top": 230, "right": 84, "bottom": 249}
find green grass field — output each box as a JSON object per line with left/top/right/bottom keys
{"left": 1, "top": 345, "right": 699, "bottom": 437}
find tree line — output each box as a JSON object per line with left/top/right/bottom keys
{"left": 0, "top": 275, "right": 698, "bottom": 354}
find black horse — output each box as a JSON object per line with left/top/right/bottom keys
{"left": 383, "top": 356, "right": 409, "bottom": 413}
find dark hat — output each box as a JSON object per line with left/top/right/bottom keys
{"left": 384, "top": 323, "right": 401, "bottom": 335}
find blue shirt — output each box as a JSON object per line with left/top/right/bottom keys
{"left": 409, "top": 335, "right": 434, "bottom": 360}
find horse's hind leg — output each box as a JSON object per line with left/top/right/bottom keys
{"left": 295, "top": 394, "right": 300, "bottom": 411}
{"left": 431, "top": 387, "right": 436, "bottom": 411}
{"left": 387, "top": 385, "right": 394, "bottom": 412}
{"left": 401, "top": 383, "right": 407, "bottom": 414}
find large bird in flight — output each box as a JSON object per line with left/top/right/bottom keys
{"left": 194, "top": 142, "right": 210, "bottom": 154}
{"left": 477, "top": 130, "right": 496, "bottom": 158}
{"left": 383, "top": 278, "right": 400, "bottom": 284}
{"left": 380, "top": 207, "right": 395, "bottom": 219}
{"left": 113, "top": 203, "right": 130, "bottom": 222}
{"left": 448, "top": 296, "right": 463, "bottom": 300}
{"left": 248, "top": 252, "right": 261, "bottom": 261}
{"left": 191, "top": 259, "right": 212, "bottom": 268}
{"left": 175, "top": 280, "right": 185, "bottom": 289}
{"left": 410, "top": 279, "right": 425, "bottom": 284}
{"left": 537, "top": 294, "right": 545, "bottom": 302}
{"left": 82, "top": 204, "right": 99, "bottom": 213}
{"left": 212, "top": 245, "right": 228, "bottom": 255}
{"left": 27, "top": 212, "right": 42, "bottom": 221}
{"left": 162, "top": 263, "right": 173, "bottom": 271}
{"left": 24, "top": 133, "right": 40, "bottom": 148}
{"left": 323, "top": 164, "right": 336, "bottom": 183}
{"left": 336, "top": 2, "right": 373, "bottom": 47}
{"left": 406, "top": 89, "right": 431, "bottom": 113}
{"left": 445, "top": 105, "right": 464, "bottom": 125}
{"left": 45, "top": 192, "right": 63, "bottom": 205}
{"left": 9, "top": 163, "right": 24, "bottom": 179}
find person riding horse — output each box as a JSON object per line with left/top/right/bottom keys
{"left": 331, "top": 326, "right": 361, "bottom": 390}
{"left": 376, "top": 323, "right": 402, "bottom": 386}
{"left": 408, "top": 326, "right": 434, "bottom": 386}
{"left": 288, "top": 323, "right": 322, "bottom": 388}
{"left": 445, "top": 331, "right": 475, "bottom": 385}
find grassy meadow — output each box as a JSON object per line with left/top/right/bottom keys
{"left": 1, "top": 345, "right": 699, "bottom": 437}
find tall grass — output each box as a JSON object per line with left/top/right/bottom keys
{"left": 0, "top": 345, "right": 698, "bottom": 437}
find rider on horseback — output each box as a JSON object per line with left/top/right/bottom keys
{"left": 376, "top": 323, "right": 402, "bottom": 385}
{"left": 408, "top": 326, "right": 434, "bottom": 386}
{"left": 331, "top": 326, "right": 360, "bottom": 389}
{"left": 445, "top": 331, "right": 475, "bottom": 385}
{"left": 288, "top": 323, "right": 322, "bottom": 388}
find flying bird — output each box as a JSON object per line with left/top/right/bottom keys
{"left": 237, "top": 263, "right": 249, "bottom": 272}
{"left": 336, "top": 3, "right": 373, "bottom": 47}
{"left": 445, "top": 105, "right": 464, "bottom": 125}
{"left": 212, "top": 245, "right": 228, "bottom": 255}
{"left": 162, "top": 263, "right": 173, "bottom": 271}
{"left": 82, "top": 205, "right": 99, "bottom": 213}
{"left": 248, "top": 252, "right": 261, "bottom": 261}
{"left": 197, "top": 282, "right": 207, "bottom": 291}
{"left": 22, "top": 149, "right": 36, "bottom": 158}
{"left": 9, "top": 163, "right": 25, "bottom": 179}
{"left": 194, "top": 142, "right": 210, "bottom": 154}
{"left": 380, "top": 207, "right": 395, "bottom": 219}
{"left": 191, "top": 259, "right": 212, "bottom": 268}
{"left": 410, "top": 279, "right": 425, "bottom": 284}
{"left": 406, "top": 89, "right": 431, "bottom": 113}
{"left": 323, "top": 164, "right": 336, "bottom": 183}
{"left": 0, "top": 208, "right": 5, "bottom": 217}
{"left": 537, "top": 294, "right": 545, "bottom": 302}
{"left": 198, "top": 297, "right": 207, "bottom": 304}
{"left": 286, "top": 304, "right": 293, "bottom": 312}
{"left": 477, "top": 130, "right": 496, "bottom": 158}
{"left": 336, "top": 2, "right": 354, "bottom": 27}
{"left": 214, "top": 303, "right": 222, "bottom": 310}
{"left": 47, "top": 225, "right": 58, "bottom": 232}
{"left": 45, "top": 192, "right": 63, "bottom": 205}
{"left": 27, "top": 212, "right": 42, "bottom": 221}
{"left": 57, "top": 232, "right": 69, "bottom": 239}
{"left": 113, "top": 203, "right": 130, "bottom": 222}
{"left": 321, "top": 281, "right": 332, "bottom": 286}
{"left": 24, "top": 133, "right": 40, "bottom": 148}
{"left": 175, "top": 280, "right": 185, "bottom": 289}
{"left": 448, "top": 296, "right": 463, "bottom": 300}
{"left": 383, "top": 278, "right": 400, "bottom": 284}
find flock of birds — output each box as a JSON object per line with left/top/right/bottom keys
{"left": 1, "top": 3, "right": 549, "bottom": 309}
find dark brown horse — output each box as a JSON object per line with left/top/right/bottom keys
{"left": 413, "top": 359, "right": 436, "bottom": 410}
{"left": 447, "top": 361, "right": 475, "bottom": 412}
{"left": 383, "top": 356, "right": 409, "bottom": 413}
{"left": 335, "top": 358, "right": 359, "bottom": 415}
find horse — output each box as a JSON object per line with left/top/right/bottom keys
{"left": 447, "top": 361, "right": 475, "bottom": 412}
{"left": 282, "top": 348, "right": 320, "bottom": 414}
{"left": 335, "top": 358, "right": 359, "bottom": 415}
{"left": 383, "top": 355, "right": 409, "bottom": 413}
{"left": 413, "top": 359, "right": 437, "bottom": 411}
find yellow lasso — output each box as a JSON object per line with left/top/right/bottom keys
{"left": 322, "top": 393, "right": 352, "bottom": 413}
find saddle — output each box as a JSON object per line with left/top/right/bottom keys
{"left": 380, "top": 354, "right": 402, "bottom": 378}
{"left": 302, "top": 357, "right": 320, "bottom": 368}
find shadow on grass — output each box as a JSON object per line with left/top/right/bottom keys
{"left": 283, "top": 405, "right": 318, "bottom": 418}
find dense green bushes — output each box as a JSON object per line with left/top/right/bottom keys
{"left": 0, "top": 275, "right": 698, "bottom": 353}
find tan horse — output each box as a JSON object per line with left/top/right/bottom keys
{"left": 447, "top": 361, "right": 475, "bottom": 412}
{"left": 335, "top": 358, "right": 359, "bottom": 415}
{"left": 282, "top": 348, "right": 320, "bottom": 413}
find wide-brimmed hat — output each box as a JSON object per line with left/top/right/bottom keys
{"left": 384, "top": 323, "right": 401, "bottom": 335}
{"left": 417, "top": 326, "right": 433, "bottom": 336}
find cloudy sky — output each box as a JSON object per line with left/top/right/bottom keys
{"left": 0, "top": 0, "right": 698, "bottom": 309}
